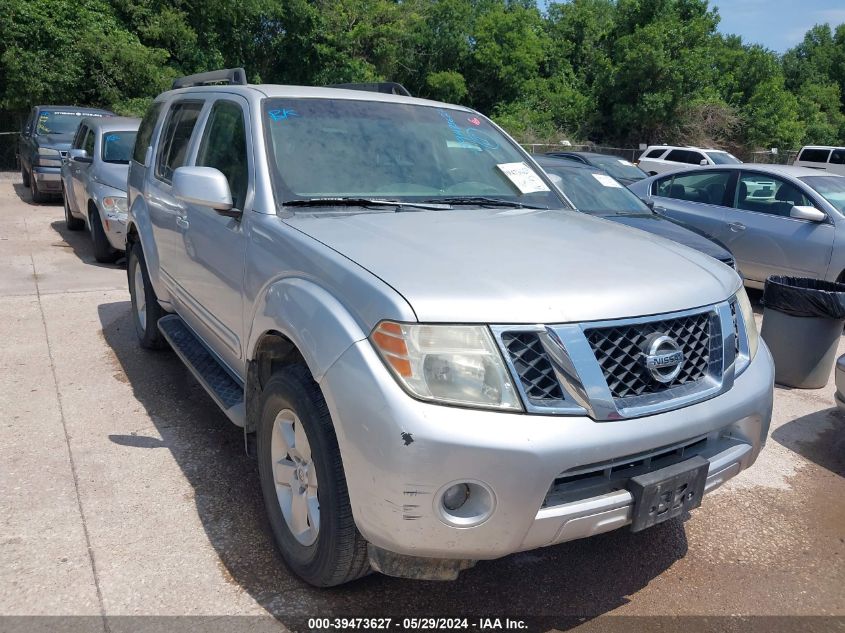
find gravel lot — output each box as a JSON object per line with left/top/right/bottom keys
{"left": 1, "top": 176, "right": 843, "bottom": 632}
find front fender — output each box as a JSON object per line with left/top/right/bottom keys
{"left": 247, "top": 277, "right": 368, "bottom": 382}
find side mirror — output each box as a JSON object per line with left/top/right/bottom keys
{"left": 640, "top": 197, "right": 656, "bottom": 210}
{"left": 790, "top": 205, "right": 826, "bottom": 222}
{"left": 699, "top": 159, "right": 708, "bottom": 166}
{"left": 69, "top": 149, "right": 92, "bottom": 163}
{"left": 173, "top": 166, "right": 240, "bottom": 217}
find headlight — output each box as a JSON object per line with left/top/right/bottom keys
{"left": 37, "top": 147, "right": 60, "bottom": 156}
{"left": 735, "top": 286, "right": 759, "bottom": 361}
{"left": 370, "top": 321, "right": 522, "bottom": 411}
{"left": 102, "top": 196, "right": 128, "bottom": 219}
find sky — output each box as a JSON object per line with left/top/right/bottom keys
{"left": 712, "top": 0, "right": 845, "bottom": 52}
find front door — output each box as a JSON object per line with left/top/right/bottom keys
{"left": 719, "top": 171, "right": 835, "bottom": 283}
{"left": 171, "top": 97, "right": 251, "bottom": 372}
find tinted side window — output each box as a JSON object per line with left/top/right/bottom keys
{"left": 643, "top": 148, "right": 665, "bottom": 159}
{"left": 799, "top": 148, "right": 832, "bottom": 163}
{"left": 665, "top": 149, "right": 687, "bottom": 163}
{"left": 196, "top": 101, "right": 249, "bottom": 209}
{"left": 663, "top": 171, "right": 731, "bottom": 205}
{"left": 155, "top": 101, "right": 203, "bottom": 182}
{"left": 83, "top": 130, "right": 95, "bottom": 156}
{"left": 735, "top": 173, "right": 814, "bottom": 216}
{"left": 133, "top": 102, "right": 164, "bottom": 165}
{"left": 654, "top": 175, "right": 673, "bottom": 197}
{"left": 829, "top": 149, "right": 845, "bottom": 165}
{"left": 73, "top": 125, "right": 88, "bottom": 149}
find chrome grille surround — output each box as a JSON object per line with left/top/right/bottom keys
{"left": 492, "top": 300, "right": 738, "bottom": 421}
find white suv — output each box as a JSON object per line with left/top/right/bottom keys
{"left": 793, "top": 146, "right": 845, "bottom": 175}
{"left": 637, "top": 145, "right": 741, "bottom": 175}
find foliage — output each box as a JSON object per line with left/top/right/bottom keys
{"left": 1, "top": 0, "right": 844, "bottom": 151}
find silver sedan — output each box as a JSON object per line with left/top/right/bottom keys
{"left": 628, "top": 165, "right": 845, "bottom": 288}
{"left": 61, "top": 116, "right": 140, "bottom": 262}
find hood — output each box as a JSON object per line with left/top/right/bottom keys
{"left": 283, "top": 208, "right": 741, "bottom": 324}
{"left": 596, "top": 213, "right": 733, "bottom": 262}
{"left": 35, "top": 134, "right": 73, "bottom": 151}
{"left": 94, "top": 161, "right": 130, "bottom": 192}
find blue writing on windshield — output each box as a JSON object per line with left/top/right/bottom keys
{"left": 269, "top": 108, "right": 299, "bottom": 122}
{"left": 438, "top": 109, "right": 498, "bottom": 151}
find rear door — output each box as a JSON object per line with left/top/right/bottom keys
{"left": 146, "top": 99, "right": 206, "bottom": 288}
{"left": 650, "top": 170, "right": 734, "bottom": 240}
{"left": 827, "top": 148, "right": 845, "bottom": 176}
{"left": 721, "top": 171, "right": 835, "bottom": 282}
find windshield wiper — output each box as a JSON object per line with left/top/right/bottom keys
{"left": 419, "top": 196, "right": 547, "bottom": 209}
{"left": 283, "top": 197, "right": 450, "bottom": 211}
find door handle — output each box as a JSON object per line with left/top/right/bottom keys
{"left": 176, "top": 216, "right": 189, "bottom": 229}
{"left": 728, "top": 222, "right": 746, "bottom": 232}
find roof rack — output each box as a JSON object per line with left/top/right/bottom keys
{"left": 328, "top": 82, "right": 412, "bottom": 97}
{"left": 172, "top": 68, "right": 247, "bottom": 90}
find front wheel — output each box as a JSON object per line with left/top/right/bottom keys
{"left": 257, "top": 366, "right": 370, "bottom": 587}
{"left": 30, "top": 170, "right": 47, "bottom": 203}
{"left": 91, "top": 210, "right": 119, "bottom": 263}
{"left": 127, "top": 241, "right": 166, "bottom": 349}
{"left": 21, "top": 164, "right": 30, "bottom": 187}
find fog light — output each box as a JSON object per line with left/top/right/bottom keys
{"left": 442, "top": 483, "right": 470, "bottom": 511}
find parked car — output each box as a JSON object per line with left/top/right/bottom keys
{"left": 534, "top": 155, "right": 736, "bottom": 269}
{"left": 793, "top": 146, "right": 845, "bottom": 175}
{"left": 18, "top": 105, "right": 113, "bottom": 202}
{"left": 126, "top": 68, "right": 773, "bottom": 587}
{"left": 543, "top": 151, "right": 648, "bottom": 186}
{"left": 61, "top": 116, "right": 140, "bottom": 262}
{"left": 637, "top": 145, "right": 741, "bottom": 175}
{"left": 629, "top": 165, "right": 845, "bottom": 288}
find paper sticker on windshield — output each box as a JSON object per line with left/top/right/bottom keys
{"left": 592, "top": 173, "right": 623, "bottom": 188}
{"left": 617, "top": 159, "right": 634, "bottom": 166}
{"left": 497, "top": 162, "right": 550, "bottom": 194}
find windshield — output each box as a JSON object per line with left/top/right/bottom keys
{"left": 801, "top": 175, "right": 845, "bottom": 213}
{"left": 542, "top": 165, "right": 651, "bottom": 214}
{"left": 102, "top": 131, "right": 137, "bottom": 164}
{"left": 587, "top": 155, "right": 647, "bottom": 181}
{"left": 262, "top": 99, "right": 563, "bottom": 208}
{"left": 35, "top": 111, "right": 105, "bottom": 136}
{"left": 705, "top": 151, "right": 741, "bottom": 165}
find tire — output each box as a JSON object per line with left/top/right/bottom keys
{"left": 127, "top": 241, "right": 166, "bottom": 349}
{"left": 257, "top": 366, "right": 370, "bottom": 587}
{"left": 30, "top": 170, "right": 47, "bottom": 203}
{"left": 90, "top": 209, "right": 119, "bottom": 263}
{"left": 21, "top": 164, "right": 30, "bottom": 187}
{"left": 63, "top": 188, "right": 84, "bottom": 230}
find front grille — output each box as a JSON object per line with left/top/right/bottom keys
{"left": 501, "top": 332, "right": 564, "bottom": 403}
{"left": 585, "top": 312, "right": 712, "bottom": 399}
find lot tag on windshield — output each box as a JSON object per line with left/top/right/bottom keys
{"left": 618, "top": 159, "right": 634, "bottom": 166}
{"left": 592, "top": 173, "right": 623, "bottom": 188}
{"left": 496, "top": 162, "right": 550, "bottom": 194}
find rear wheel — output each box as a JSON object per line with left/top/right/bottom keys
{"left": 127, "top": 241, "right": 166, "bottom": 349}
{"left": 63, "top": 188, "right": 84, "bottom": 230}
{"left": 257, "top": 366, "right": 370, "bottom": 587}
{"left": 90, "top": 209, "right": 119, "bottom": 263}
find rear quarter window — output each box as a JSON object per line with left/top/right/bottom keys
{"left": 798, "top": 148, "right": 832, "bottom": 163}
{"left": 132, "top": 102, "right": 164, "bottom": 165}
{"left": 643, "top": 148, "right": 666, "bottom": 159}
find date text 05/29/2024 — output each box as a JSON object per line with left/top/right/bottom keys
{"left": 307, "top": 618, "right": 528, "bottom": 630}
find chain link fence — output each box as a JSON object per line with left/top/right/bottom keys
{"left": 0, "top": 132, "right": 19, "bottom": 173}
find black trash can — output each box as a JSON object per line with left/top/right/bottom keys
{"left": 760, "top": 276, "right": 845, "bottom": 388}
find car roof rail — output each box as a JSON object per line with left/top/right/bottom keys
{"left": 328, "top": 82, "right": 412, "bottom": 97}
{"left": 172, "top": 68, "right": 247, "bottom": 89}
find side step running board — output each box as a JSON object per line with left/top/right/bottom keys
{"left": 158, "top": 315, "right": 246, "bottom": 427}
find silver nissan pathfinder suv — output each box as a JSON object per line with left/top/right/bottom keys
{"left": 126, "top": 69, "right": 774, "bottom": 587}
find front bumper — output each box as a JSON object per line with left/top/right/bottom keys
{"left": 92, "top": 185, "right": 128, "bottom": 251}
{"left": 321, "top": 339, "right": 774, "bottom": 560}
{"left": 32, "top": 167, "right": 62, "bottom": 192}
